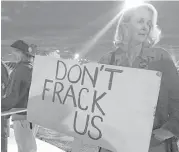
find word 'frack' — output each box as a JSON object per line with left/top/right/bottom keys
{"left": 42, "top": 60, "right": 123, "bottom": 140}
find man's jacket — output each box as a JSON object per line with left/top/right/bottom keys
{"left": 1, "top": 61, "right": 9, "bottom": 98}
{"left": 2, "top": 61, "right": 33, "bottom": 115}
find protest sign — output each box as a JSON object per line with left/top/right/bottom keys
{"left": 27, "top": 55, "right": 161, "bottom": 152}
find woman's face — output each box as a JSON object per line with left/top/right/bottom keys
{"left": 126, "top": 7, "right": 153, "bottom": 45}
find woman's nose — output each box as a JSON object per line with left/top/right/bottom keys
{"left": 142, "top": 23, "right": 149, "bottom": 32}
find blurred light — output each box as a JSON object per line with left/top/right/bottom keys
{"left": 176, "top": 60, "right": 179, "bottom": 67}
{"left": 56, "top": 49, "right": 60, "bottom": 53}
{"left": 123, "top": 0, "right": 146, "bottom": 10}
{"left": 77, "top": 0, "right": 148, "bottom": 58}
{"left": 74, "top": 53, "right": 80, "bottom": 60}
{"left": 79, "top": 12, "right": 121, "bottom": 57}
{"left": 50, "top": 51, "right": 61, "bottom": 58}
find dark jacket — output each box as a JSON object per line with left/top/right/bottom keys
{"left": 2, "top": 61, "right": 33, "bottom": 115}
{"left": 1, "top": 61, "right": 9, "bottom": 98}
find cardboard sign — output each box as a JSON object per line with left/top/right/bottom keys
{"left": 27, "top": 55, "right": 161, "bottom": 152}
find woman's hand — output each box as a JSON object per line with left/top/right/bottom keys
{"left": 153, "top": 128, "right": 174, "bottom": 141}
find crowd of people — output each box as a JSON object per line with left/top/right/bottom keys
{"left": 1, "top": 2, "right": 179, "bottom": 152}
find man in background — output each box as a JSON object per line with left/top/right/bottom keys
{"left": 2, "top": 40, "right": 37, "bottom": 152}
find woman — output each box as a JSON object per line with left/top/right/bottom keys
{"left": 99, "top": 3, "right": 179, "bottom": 152}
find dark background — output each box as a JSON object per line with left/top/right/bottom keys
{"left": 1, "top": 1, "right": 179, "bottom": 61}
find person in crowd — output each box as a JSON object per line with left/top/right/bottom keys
{"left": 1, "top": 61, "right": 9, "bottom": 98}
{"left": 1, "top": 61, "right": 10, "bottom": 152}
{"left": 98, "top": 3, "right": 179, "bottom": 152}
{"left": 2, "top": 40, "right": 37, "bottom": 152}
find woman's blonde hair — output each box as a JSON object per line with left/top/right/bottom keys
{"left": 114, "top": 3, "right": 161, "bottom": 48}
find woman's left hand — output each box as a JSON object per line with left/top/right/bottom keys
{"left": 153, "top": 128, "right": 174, "bottom": 141}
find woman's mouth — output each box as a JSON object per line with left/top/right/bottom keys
{"left": 138, "top": 33, "right": 146, "bottom": 36}
{"left": 138, "top": 33, "right": 147, "bottom": 38}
